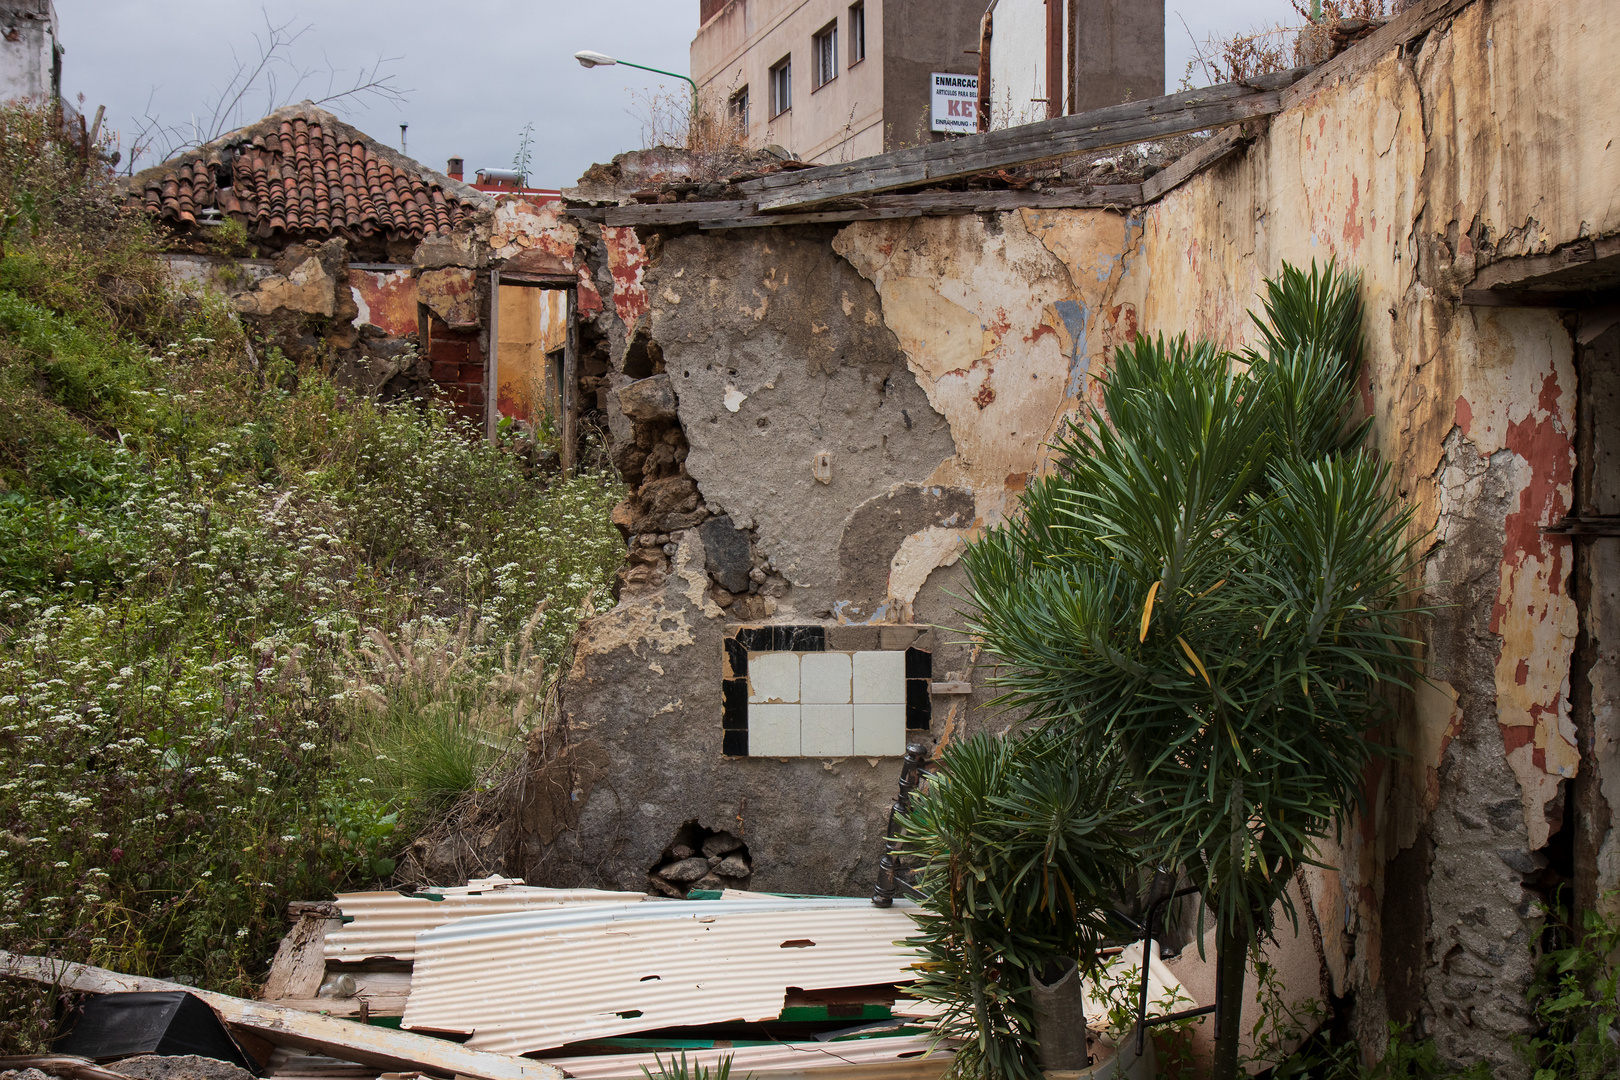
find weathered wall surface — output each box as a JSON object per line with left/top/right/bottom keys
{"left": 532, "top": 225, "right": 973, "bottom": 895}
{"left": 540, "top": 1, "right": 1615, "bottom": 1073}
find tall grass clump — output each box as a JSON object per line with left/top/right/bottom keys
{"left": 0, "top": 101, "right": 624, "bottom": 1047}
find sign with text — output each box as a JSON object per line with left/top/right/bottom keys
{"left": 930, "top": 72, "right": 978, "bottom": 134}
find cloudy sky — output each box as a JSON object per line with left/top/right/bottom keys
{"left": 62, "top": 1, "right": 1301, "bottom": 188}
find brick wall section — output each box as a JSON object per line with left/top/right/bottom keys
{"left": 426, "top": 311, "right": 485, "bottom": 427}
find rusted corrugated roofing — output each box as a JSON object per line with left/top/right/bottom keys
{"left": 127, "top": 102, "right": 488, "bottom": 240}
{"left": 400, "top": 896, "right": 925, "bottom": 1055}
{"left": 326, "top": 879, "right": 645, "bottom": 961}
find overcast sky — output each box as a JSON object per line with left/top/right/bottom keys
{"left": 62, "top": 1, "right": 1301, "bottom": 188}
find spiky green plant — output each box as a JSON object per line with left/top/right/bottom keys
{"left": 958, "top": 260, "right": 1424, "bottom": 1080}
{"left": 897, "top": 728, "right": 1139, "bottom": 1080}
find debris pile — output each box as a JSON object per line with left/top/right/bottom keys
{"left": 646, "top": 826, "right": 753, "bottom": 896}
{"left": 3, "top": 870, "right": 1194, "bottom": 1080}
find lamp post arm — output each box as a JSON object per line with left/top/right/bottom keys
{"left": 612, "top": 60, "right": 698, "bottom": 98}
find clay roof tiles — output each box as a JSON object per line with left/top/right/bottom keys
{"left": 128, "top": 102, "right": 490, "bottom": 242}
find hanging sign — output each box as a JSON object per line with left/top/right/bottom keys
{"left": 930, "top": 72, "right": 979, "bottom": 134}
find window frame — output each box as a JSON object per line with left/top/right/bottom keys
{"left": 769, "top": 55, "right": 792, "bottom": 117}
{"left": 729, "top": 85, "right": 750, "bottom": 132}
{"left": 812, "top": 20, "right": 838, "bottom": 91}
{"left": 848, "top": 2, "right": 866, "bottom": 67}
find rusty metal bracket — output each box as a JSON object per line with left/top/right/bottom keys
{"left": 871, "top": 742, "right": 930, "bottom": 907}
{"left": 1133, "top": 879, "right": 1216, "bottom": 1056}
{"left": 1544, "top": 515, "right": 1620, "bottom": 536}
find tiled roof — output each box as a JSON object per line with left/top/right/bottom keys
{"left": 128, "top": 103, "right": 489, "bottom": 241}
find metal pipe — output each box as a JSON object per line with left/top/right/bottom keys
{"left": 871, "top": 743, "right": 929, "bottom": 906}
{"left": 976, "top": 0, "right": 998, "bottom": 133}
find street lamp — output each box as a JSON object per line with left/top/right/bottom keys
{"left": 574, "top": 49, "right": 697, "bottom": 100}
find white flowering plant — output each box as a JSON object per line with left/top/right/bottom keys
{"left": 0, "top": 101, "right": 625, "bottom": 1050}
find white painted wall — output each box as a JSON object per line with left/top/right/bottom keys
{"left": 0, "top": 2, "right": 59, "bottom": 103}
{"left": 987, "top": 0, "right": 1056, "bottom": 129}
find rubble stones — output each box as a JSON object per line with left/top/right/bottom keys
{"left": 714, "top": 853, "right": 750, "bottom": 878}
{"left": 656, "top": 856, "right": 713, "bottom": 883}
{"left": 697, "top": 516, "right": 753, "bottom": 594}
{"left": 113, "top": 1057, "right": 257, "bottom": 1080}
{"left": 617, "top": 374, "right": 678, "bottom": 424}
{"left": 702, "top": 832, "right": 746, "bottom": 858}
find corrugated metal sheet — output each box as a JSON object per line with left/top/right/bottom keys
{"left": 401, "top": 897, "right": 924, "bottom": 1054}
{"left": 541, "top": 1033, "right": 952, "bottom": 1080}
{"left": 327, "top": 879, "right": 646, "bottom": 961}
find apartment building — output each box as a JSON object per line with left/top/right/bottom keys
{"left": 692, "top": 0, "right": 985, "bottom": 163}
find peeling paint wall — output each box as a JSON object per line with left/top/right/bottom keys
{"left": 540, "top": 2, "right": 1616, "bottom": 1074}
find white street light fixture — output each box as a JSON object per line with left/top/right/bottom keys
{"left": 574, "top": 49, "right": 697, "bottom": 98}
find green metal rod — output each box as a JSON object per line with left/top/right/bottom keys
{"left": 611, "top": 59, "right": 698, "bottom": 98}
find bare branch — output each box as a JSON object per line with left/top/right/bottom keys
{"left": 121, "top": 6, "right": 412, "bottom": 172}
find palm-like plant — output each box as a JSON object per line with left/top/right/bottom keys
{"left": 898, "top": 727, "right": 1139, "bottom": 1080}
{"left": 959, "top": 261, "right": 1423, "bottom": 1080}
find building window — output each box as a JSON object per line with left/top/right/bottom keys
{"left": 813, "top": 21, "right": 838, "bottom": 90}
{"left": 730, "top": 85, "right": 750, "bottom": 132}
{"left": 849, "top": 2, "right": 866, "bottom": 66}
{"left": 769, "top": 56, "right": 792, "bottom": 116}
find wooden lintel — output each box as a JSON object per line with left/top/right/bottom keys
{"left": 1459, "top": 288, "right": 1606, "bottom": 308}
{"left": 602, "top": 200, "right": 756, "bottom": 226}
{"left": 0, "top": 952, "right": 560, "bottom": 1080}
{"left": 737, "top": 67, "right": 1309, "bottom": 212}
{"left": 619, "top": 185, "right": 1145, "bottom": 231}
{"left": 700, "top": 207, "right": 924, "bottom": 230}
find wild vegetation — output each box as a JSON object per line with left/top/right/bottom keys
{"left": 0, "top": 101, "right": 622, "bottom": 1047}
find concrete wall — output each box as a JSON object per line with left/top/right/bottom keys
{"left": 878, "top": 0, "right": 984, "bottom": 150}
{"left": 0, "top": 2, "right": 58, "bottom": 104}
{"left": 987, "top": 0, "right": 1166, "bottom": 126}
{"left": 1070, "top": 0, "right": 1163, "bottom": 110}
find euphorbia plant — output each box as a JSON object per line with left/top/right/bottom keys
{"left": 958, "top": 261, "right": 1423, "bottom": 1080}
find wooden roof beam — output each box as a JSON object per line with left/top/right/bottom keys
{"left": 738, "top": 67, "right": 1311, "bottom": 213}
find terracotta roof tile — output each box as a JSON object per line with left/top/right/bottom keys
{"left": 127, "top": 102, "right": 486, "bottom": 242}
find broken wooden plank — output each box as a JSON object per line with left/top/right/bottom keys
{"left": 1140, "top": 127, "right": 1252, "bottom": 204}
{"left": 600, "top": 199, "right": 755, "bottom": 226}
{"left": 263, "top": 912, "right": 339, "bottom": 1001}
{"left": 601, "top": 184, "right": 1145, "bottom": 228}
{"left": 0, "top": 1056, "right": 139, "bottom": 1080}
{"left": 1278, "top": 0, "right": 1478, "bottom": 112}
{"left": 0, "top": 952, "right": 560, "bottom": 1080}
{"left": 738, "top": 68, "right": 1311, "bottom": 212}
{"left": 930, "top": 681, "right": 973, "bottom": 696}
{"left": 699, "top": 206, "right": 926, "bottom": 230}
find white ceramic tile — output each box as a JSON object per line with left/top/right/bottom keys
{"left": 852, "top": 650, "right": 906, "bottom": 704}
{"left": 800, "top": 703, "right": 854, "bottom": 755}
{"left": 800, "top": 651, "right": 853, "bottom": 704}
{"left": 748, "top": 703, "right": 801, "bottom": 756}
{"left": 748, "top": 651, "right": 800, "bottom": 704}
{"left": 853, "top": 703, "right": 907, "bottom": 756}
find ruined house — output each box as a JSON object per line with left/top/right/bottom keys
{"left": 128, "top": 102, "right": 580, "bottom": 438}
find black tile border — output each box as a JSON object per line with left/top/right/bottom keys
{"left": 722, "top": 625, "right": 929, "bottom": 757}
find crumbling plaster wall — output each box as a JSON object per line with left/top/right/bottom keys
{"left": 541, "top": 2, "right": 1613, "bottom": 1072}
{"left": 1115, "top": 1, "right": 1617, "bottom": 1071}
